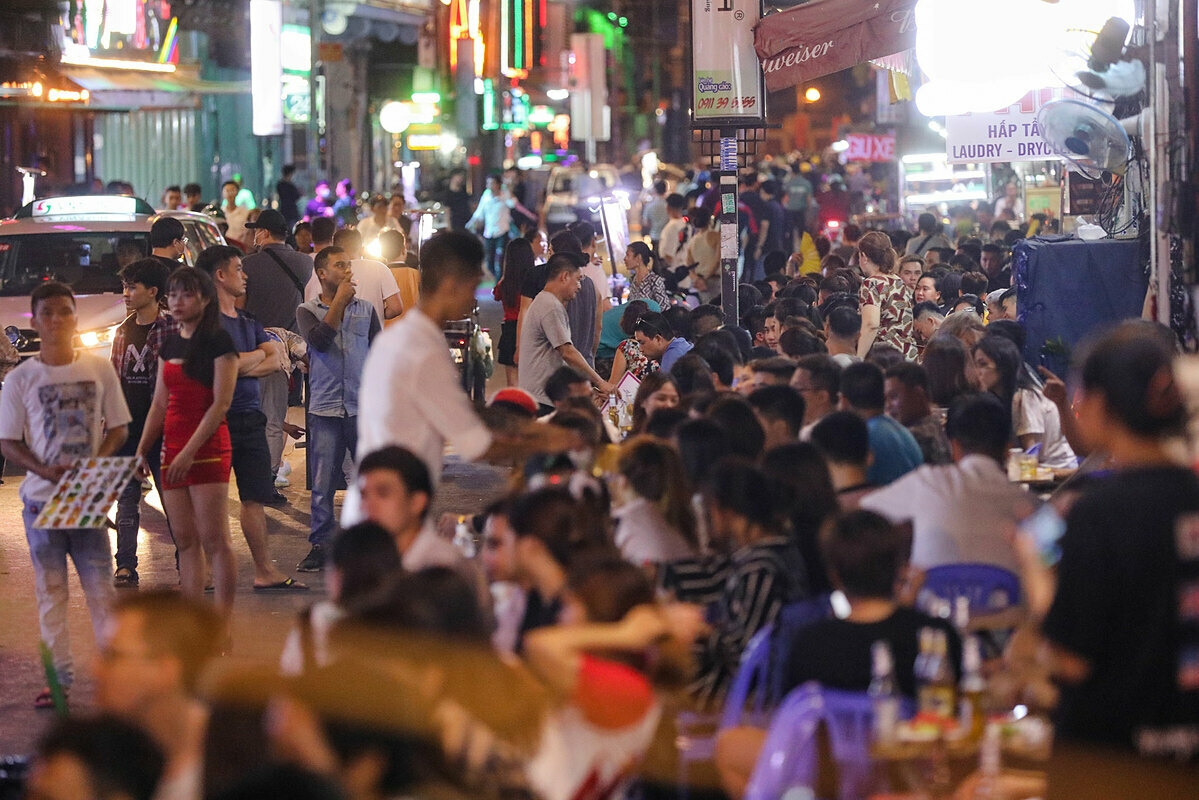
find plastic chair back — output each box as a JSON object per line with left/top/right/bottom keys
{"left": 719, "top": 624, "right": 775, "bottom": 730}
{"left": 920, "top": 563, "right": 1021, "bottom": 616}
{"left": 769, "top": 594, "right": 835, "bottom": 703}
{"left": 744, "top": 683, "right": 913, "bottom": 800}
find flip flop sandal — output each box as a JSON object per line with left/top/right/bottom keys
{"left": 253, "top": 577, "right": 310, "bottom": 593}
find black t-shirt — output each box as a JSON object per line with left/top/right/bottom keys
{"left": 520, "top": 263, "right": 549, "bottom": 300}
{"left": 781, "top": 607, "right": 961, "bottom": 699}
{"left": 116, "top": 319, "right": 156, "bottom": 426}
{"left": 151, "top": 254, "right": 182, "bottom": 274}
{"left": 161, "top": 329, "right": 237, "bottom": 386}
{"left": 1043, "top": 466, "right": 1199, "bottom": 753}
{"left": 516, "top": 588, "right": 562, "bottom": 654}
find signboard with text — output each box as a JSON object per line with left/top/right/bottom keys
{"left": 692, "top": 0, "right": 765, "bottom": 126}
{"left": 845, "top": 132, "right": 895, "bottom": 162}
{"left": 945, "top": 88, "right": 1082, "bottom": 164}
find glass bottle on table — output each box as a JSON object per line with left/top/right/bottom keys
{"left": 919, "top": 629, "right": 957, "bottom": 720}
{"left": 607, "top": 393, "right": 620, "bottom": 431}
{"left": 869, "top": 640, "right": 901, "bottom": 745}
{"left": 959, "top": 634, "right": 987, "bottom": 742}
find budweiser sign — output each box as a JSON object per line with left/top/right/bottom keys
{"left": 754, "top": 0, "right": 919, "bottom": 93}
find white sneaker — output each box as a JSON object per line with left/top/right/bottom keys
{"left": 274, "top": 461, "right": 292, "bottom": 488}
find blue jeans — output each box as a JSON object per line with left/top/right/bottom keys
{"left": 308, "top": 414, "right": 357, "bottom": 548}
{"left": 23, "top": 502, "right": 115, "bottom": 688}
{"left": 115, "top": 437, "right": 170, "bottom": 571}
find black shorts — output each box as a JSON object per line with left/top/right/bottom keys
{"left": 225, "top": 409, "right": 278, "bottom": 504}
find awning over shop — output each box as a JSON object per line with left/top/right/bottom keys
{"left": 60, "top": 67, "right": 250, "bottom": 95}
{"left": 754, "top": 0, "right": 918, "bottom": 93}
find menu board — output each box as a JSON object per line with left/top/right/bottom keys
{"left": 34, "top": 457, "right": 142, "bottom": 530}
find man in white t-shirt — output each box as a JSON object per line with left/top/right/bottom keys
{"left": 355, "top": 196, "right": 402, "bottom": 243}
{"left": 304, "top": 227, "right": 402, "bottom": 322}
{"left": 0, "top": 283, "right": 131, "bottom": 707}
{"left": 342, "top": 232, "right": 576, "bottom": 528}
{"left": 220, "top": 179, "right": 251, "bottom": 247}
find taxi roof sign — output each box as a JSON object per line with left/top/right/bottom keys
{"left": 16, "top": 195, "right": 155, "bottom": 219}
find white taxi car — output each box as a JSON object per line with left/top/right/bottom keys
{"left": 0, "top": 195, "right": 226, "bottom": 366}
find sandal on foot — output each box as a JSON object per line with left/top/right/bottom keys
{"left": 34, "top": 686, "right": 67, "bottom": 710}
{"left": 253, "top": 577, "right": 310, "bottom": 593}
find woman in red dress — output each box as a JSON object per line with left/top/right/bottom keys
{"left": 137, "top": 267, "right": 239, "bottom": 617}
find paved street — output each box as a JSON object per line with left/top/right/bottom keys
{"left": 0, "top": 292, "right": 510, "bottom": 756}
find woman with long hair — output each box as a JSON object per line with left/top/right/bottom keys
{"left": 761, "top": 442, "right": 839, "bottom": 596}
{"left": 136, "top": 267, "right": 239, "bottom": 619}
{"left": 922, "top": 334, "right": 972, "bottom": 408}
{"left": 856, "top": 230, "right": 918, "bottom": 361}
{"left": 625, "top": 241, "right": 671, "bottom": 308}
{"left": 972, "top": 334, "right": 1076, "bottom": 468}
{"left": 612, "top": 436, "right": 700, "bottom": 565}
{"left": 494, "top": 237, "right": 534, "bottom": 386}
{"left": 608, "top": 300, "right": 659, "bottom": 386}
{"left": 630, "top": 372, "right": 679, "bottom": 435}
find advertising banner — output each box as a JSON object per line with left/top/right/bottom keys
{"left": 754, "top": 0, "right": 917, "bottom": 94}
{"left": 845, "top": 132, "right": 896, "bottom": 162}
{"left": 945, "top": 87, "right": 1082, "bottom": 164}
{"left": 692, "top": 0, "right": 765, "bottom": 126}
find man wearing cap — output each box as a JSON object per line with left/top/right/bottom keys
{"left": 241, "top": 208, "right": 315, "bottom": 484}
{"left": 519, "top": 252, "right": 615, "bottom": 413}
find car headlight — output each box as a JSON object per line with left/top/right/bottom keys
{"left": 77, "top": 324, "right": 119, "bottom": 349}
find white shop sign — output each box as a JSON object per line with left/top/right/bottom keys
{"left": 945, "top": 87, "right": 1082, "bottom": 164}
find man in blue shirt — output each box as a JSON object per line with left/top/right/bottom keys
{"left": 634, "top": 311, "right": 693, "bottom": 373}
{"left": 839, "top": 362, "right": 923, "bottom": 486}
{"left": 295, "top": 246, "right": 381, "bottom": 571}
{"left": 197, "top": 246, "right": 306, "bottom": 591}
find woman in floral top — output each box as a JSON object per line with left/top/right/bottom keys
{"left": 856, "top": 230, "right": 918, "bottom": 361}
{"left": 609, "top": 300, "right": 661, "bottom": 385}
{"left": 625, "top": 241, "right": 671, "bottom": 309}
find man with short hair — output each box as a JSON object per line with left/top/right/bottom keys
{"left": 94, "top": 591, "right": 222, "bottom": 798}
{"left": 634, "top": 311, "right": 694, "bottom": 373}
{"left": 690, "top": 304, "right": 724, "bottom": 339}
{"left": 356, "top": 195, "right": 400, "bottom": 243}
{"left": 295, "top": 246, "right": 381, "bottom": 572}
{"left": 357, "top": 445, "right": 484, "bottom": 594}
{"left": 861, "top": 393, "right": 1027, "bottom": 572}
{"left": 980, "top": 243, "right": 1010, "bottom": 291}
{"left": 27, "top": 716, "right": 164, "bottom": 800}
{"left": 148, "top": 217, "right": 187, "bottom": 272}
{"left": 825, "top": 306, "right": 862, "bottom": 367}
{"left": 196, "top": 245, "right": 305, "bottom": 588}
{"left": 544, "top": 366, "right": 593, "bottom": 414}
{"left": 276, "top": 163, "right": 301, "bottom": 228}
{"left": 519, "top": 253, "right": 615, "bottom": 410}
{"left": 884, "top": 362, "right": 951, "bottom": 465}
{"left": 642, "top": 180, "right": 670, "bottom": 253}
{"left": 809, "top": 411, "right": 875, "bottom": 511}
{"left": 241, "top": 208, "right": 315, "bottom": 480}
{"left": 792, "top": 354, "right": 840, "bottom": 437}
{"left": 748, "top": 385, "right": 806, "bottom": 450}
{"left": 0, "top": 282, "right": 130, "bottom": 707}
{"left": 658, "top": 193, "right": 690, "bottom": 268}
{"left": 564, "top": 223, "right": 605, "bottom": 367}
{"left": 183, "top": 182, "right": 204, "bottom": 212}
{"left": 905, "top": 212, "right": 953, "bottom": 257}
{"left": 898, "top": 255, "right": 925, "bottom": 291}
{"left": 110, "top": 258, "right": 178, "bottom": 588}
{"left": 467, "top": 174, "right": 512, "bottom": 279}
{"left": 304, "top": 227, "right": 402, "bottom": 323}
{"left": 310, "top": 216, "right": 337, "bottom": 256}
{"left": 219, "top": 179, "right": 250, "bottom": 246}
{"left": 742, "top": 356, "right": 796, "bottom": 394}
{"left": 839, "top": 362, "right": 923, "bottom": 486}
{"left": 161, "top": 185, "right": 182, "bottom": 210}
{"left": 912, "top": 301, "right": 945, "bottom": 349}
{"left": 349, "top": 232, "right": 575, "bottom": 522}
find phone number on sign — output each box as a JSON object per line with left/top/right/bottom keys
{"left": 697, "top": 96, "right": 757, "bottom": 111}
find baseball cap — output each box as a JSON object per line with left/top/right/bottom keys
{"left": 245, "top": 208, "right": 289, "bottom": 236}
{"left": 489, "top": 388, "right": 539, "bottom": 416}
